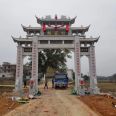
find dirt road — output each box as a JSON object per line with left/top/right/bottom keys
{"left": 5, "top": 86, "right": 100, "bottom": 116}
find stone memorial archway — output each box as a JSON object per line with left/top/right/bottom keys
{"left": 12, "top": 15, "right": 100, "bottom": 95}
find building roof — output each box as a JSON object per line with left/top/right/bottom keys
{"left": 79, "top": 36, "right": 100, "bottom": 43}
{"left": 21, "top": 24, "right": 41, "bottom": 33}
{"left": 71, "top": 25, "right": 90, "bottom": 33}
{"left": 11, "top": 36, "right": 32, "bottom": 43}
{"left": 35, "top": 15, "right": 76, "bottom": 25}
{"left": 12, "top": 35, "right": 99, "bottom": 44}
{"left": 21, "top": 24, "right": 90, "bottom": 34}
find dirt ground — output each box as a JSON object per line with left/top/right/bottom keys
{"left": 4, "top": 87, "right": 99, "bottom": 116}
{"left": 0, "top": 92, "right": 20, "bottom": 116}
{"left": 79, "top": 95, "right": 116, "bottom": 116}
{"left": 0, "top": 82, "right": 116, "bottom": 116}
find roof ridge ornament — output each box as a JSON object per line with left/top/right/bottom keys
{"left": 55, "top": 14, "right": 58, "bottom": 20}
{"left": 81, "top": 25, "right": 83, "bottom": 27}
{"left": 11, "top": 35, "right": 14, "bottom": 39}
{"left": 90, "top": 36, "right": 93, "bottom": 38}
{"left": 46, "top": 15, "right": 51, "bottom": 19}
{"left": 61, "top": 15, "right": 66, "bottom": 19}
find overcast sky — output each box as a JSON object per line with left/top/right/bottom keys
{"left": 0, "top": 0, "right": 116, "bottom": 76}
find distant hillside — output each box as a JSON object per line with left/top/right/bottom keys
{"left": 97, "top": 73, "right": 116, "bottom": 82}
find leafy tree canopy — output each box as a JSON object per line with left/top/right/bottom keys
{"left": 38, "top": 49, "right": 71, "bottom": 74}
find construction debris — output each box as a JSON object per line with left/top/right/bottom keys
{"left": 112, "top": 102, "right": 116, "bottom": 108}
{"left": 71, "top": 89, "right": 77, "bottom": 95}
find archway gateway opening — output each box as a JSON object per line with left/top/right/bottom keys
{"left": 81, "top": 56, "right": 90, "bottom": 92}
{"left": 12, "top": 15, "right": 100, "bottom": 95}
{"left": 23, "top": 56, "right": 31, "bottom": 88}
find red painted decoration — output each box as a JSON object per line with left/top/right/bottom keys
{"left": 29, "top": 80, "right": 35, "bottom": 87}
{"left": 55, "top": 26, "right": 58, "bottom": 31}
{"left": 42, "top": 23, "right": 46, "bottom": 32}
{"left": 80, "top": 80, "right": 84, "bottom": 85}
{"left": 66, "top": 24, "right": 70, "bottom": 32}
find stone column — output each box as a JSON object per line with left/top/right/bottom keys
{"left": 74, "top": 36, "right": 81, "bottom": 94}
{"left": 30, "top": 36, "right": 38, "bottom": 95}
{"left": 15, "top": 44, "right": 23, "bottom": 94}
{"left": 68, "top": 23, "right": 71, "bottom": 35}
{"left": 88, "top": 54, "right": 92, "bottom": 91}
{"left": 89, "top": 45, "right": 99, "bottom": 94}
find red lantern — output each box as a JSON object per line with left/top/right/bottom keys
{"left": 66, "top": 24, "right": 70, "bottom": 32}
{"left": 42, "top": 23, "right": 46, "bottom": 32}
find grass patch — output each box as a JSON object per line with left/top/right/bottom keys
{"left": 98, "top": 82, "right": 116, "bottom": 92}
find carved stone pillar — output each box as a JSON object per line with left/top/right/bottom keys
{"left": 74, "top": 36, "right": 81, "bottom": 94}
{"left": 15, "top": 44, "right": 23, "bottom": 93}
{"left": 30, "top": 36, "right": 38, "bottom": 95}
{"left": 89, "top": 45, "right": 99, "bottom": 94}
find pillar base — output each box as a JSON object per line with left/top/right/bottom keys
{"left": 74, "top": 87, "right": 85, "bottom": 95}
{"left": 15, "top": 78, "right": 23, "bottom": 92}
{"left": 79, "top": 89, "right": 85, "bottom": 95}
{"left": 29, "top": 78, "right": 38, "bottom": 96}
{"left": 29, "top": 87, "right": 38, "bottom": 96}
{"left": 90, "top": 87, "right": 100, "bottom": 94}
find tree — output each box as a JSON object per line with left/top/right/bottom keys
{"left": 38, "top": 49, "right": 71, "bottom": 75}
{"left": 82, "top": 75, "right": 90, "bottom": 82}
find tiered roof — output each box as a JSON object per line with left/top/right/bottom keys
{"left": 21, "top": 25, "right": 90, "bottom": 34}
{"left": 36, "top": 15, "right": 76, "bottom": 25}
{"left": 12, "top": 36, "right": 99, "bottom": 44}
{"left": 12, "top": 15, "right": 99, "bottom": 45}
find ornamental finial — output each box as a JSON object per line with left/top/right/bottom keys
{"left": 55, "top": 14, "right": 58, "bottom": 20}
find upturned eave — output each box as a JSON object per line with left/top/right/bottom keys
{"left": 80, "top": 36, "right": 100, "bottom": 43}
{"left": 21, "top": 24, "right": 41, "bottom": 33}
{"left": 20, "top": 25, "right": 90, "bottom": 34}
{"left": 11, "top": 36, "right": 32, "bottom": 43}
{"left": 36, "top": 16, "right": 76, "bottom": 25}
{"left": 72, "top": 25, "right": 90, "bottom": 33}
